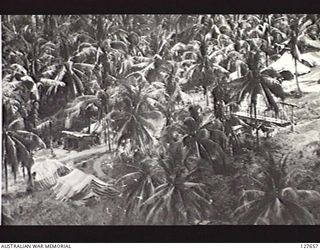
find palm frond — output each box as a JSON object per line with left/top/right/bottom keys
{"left": 15, "top": 130, "right": 47, "bottom": 150}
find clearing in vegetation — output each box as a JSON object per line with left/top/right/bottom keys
{"left": 2, "top": 14, "right": 320, "bottom": 225}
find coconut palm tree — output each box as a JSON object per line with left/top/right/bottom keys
{"left": 2, "top": 25, "right": 59, "bottom": 108}
{"left": 211, "top": 75, "right": 229, "bottom": 120}
{"left": 288, "top": 19, "right": 304, "bottom": 96}
{"left": 183, "top": 36, "right": 230, "bottom": 107}
{"left": 247, "top": 15, "right": 287, "bottom": 67}
{"left": 82, "top": 15, "right": 130, "bottom": 86}
{"left": 3, "top": 16, "right": 98, "bottom": 118}
{"left": 3, "top": 98, "right": 46, "bottom": 192}
{"left": 125, "top": 54, "right": 169, "bottom": 84}
{"left": 141, "top": 142, "right": 212, "bottom": 224}
{"left": 64, "top": 90, "right": 112, "bottom": 149}
{"left": 285, "top": 14, "right": 320, "bottom": 96}
{"left": 154, "top": 63, "right": 183, "bottom": 126}
{"left": 233, "top": 50, "right": 286, "bottom": 148}
{"left": 233, "top": 153, "right": 320, "bottom": 224}
{"left": 123, "top": 19, "right": 176, "bottom": 83}
{"left": 65, "top": 90, "right": 108, "bottom": 126}
{"left": 223, "top": 107, "right": 251, "bottom": 155}
{"left": 114, "top": 154, "right": 163, "bottom": 218}
{"left": 41, "top": 34, "right": 96, "bottom": 99}
{"left": 164, "top": 105, "right": 227, "bottom": 173}
{"left": 109, "top": 79, "right": 163, "bottom": 153}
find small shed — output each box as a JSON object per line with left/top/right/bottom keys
{"left": 61, "top": 130, "right": 99, "bottom": 151}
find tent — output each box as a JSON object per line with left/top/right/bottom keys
{"left": 52, "top": 168, "right": 120, "bottom": 202}
{"left": 300, "top": 51, "right": 320, "bottom": 67}
{"left": 31, "top": 158, "right": 69, "bottom": 190}
{"left": 268, "top": 52, "right": 311, "bottom": 75}
{"left": 52, "top": 169, "right": 94, "bottom": 201}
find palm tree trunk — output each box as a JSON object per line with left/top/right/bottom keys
{"left": 166, "top": 115, "right": 171, "bottom": 126}
{"left": 290, "top": 106, "right": 294, "bottom": 132}
{"left": 87, "top": 117, "right": 91, "bottom": 134}
{"left": 49, "top": 120, "right": 54, "bottom": 156}
{"left": 249, "top": 105, "right": 253, "bottom": 118}
{"left": 135, "top": 44, "right": 145, "bottom": 57}
{"left": 203, "top": 87, "right": 208, "bottom": 107}
{"left": 175, "top": 24, "right": 178, "bottom": 44}
{"left": 106, "top": 120, "right": 111, "bottom": 151}
{"left": 64, "top": 86, "right": 69, "bottom": 103}
{"left": 108, "top": 131, "right": 112, "bottom": 151}
{"left": 166, "top": 108, "right": 172, "bottom": 126}
{"left": 4, "top": 157, "right": 8, "bottom": 192}
{"left": 294, "top": 58, "right": 302, "bottom": 95}
{"left": 212, "top": 90, "right": 217, "bottom": 116}
{"left": 22, "top": 166, "right": 25, "bottom": 178}
{"left": 2, "top": 137, "right": 9, "bottom": 192}
{"left": 105, "top": 105, "right": 112, "bottom": 151}
{"left": 104, "top": 125, "right": 107, "bottom": 144}
{"left": 265, "top": 34, "right": 270, "bottom": 67}
{"left": 27, "top": 165, "right": 33, "bottom": 188}
{"left": 254, "top": 103, "right": 259, "bottom": 150}
{"left": 196, "top": 142, "right": 201, "bottom": 158}
{"left": 172, "top": 194, "right": 177, "bottom": 225}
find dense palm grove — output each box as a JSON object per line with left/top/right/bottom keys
{"left": 2, "top": 14, "right": 320, "bottom": 225}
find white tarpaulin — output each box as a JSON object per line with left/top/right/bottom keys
{"left": 52, "top": 168, "right": 120, "bottom": 202}
{"left": 52, "top": 169, "right": 95, "bottom": 201}
{"left": 300, "top": 51, "right": 320, "bottom": 67}
{"left": 269, "top": 52, "right": 311, "bottom": 75}
{"left": 31, "top": 158, "right": 68, "bottom": 190}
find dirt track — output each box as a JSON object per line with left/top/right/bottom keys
{"left": 269, "top": 67, "right": 320, "bottom": 177}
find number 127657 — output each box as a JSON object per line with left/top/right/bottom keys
{"left": 301, "top": 244, "right": 319, "bottom": 248}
